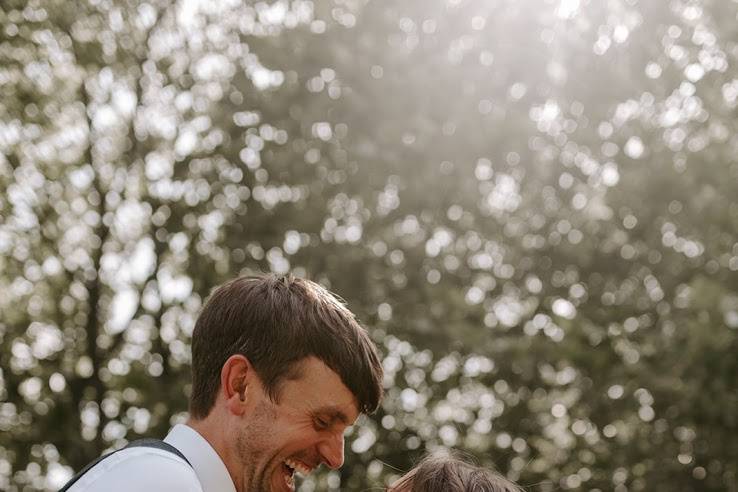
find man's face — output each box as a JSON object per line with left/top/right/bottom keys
{"left": 237, "top": 356, "right": 360, "bottom": 492}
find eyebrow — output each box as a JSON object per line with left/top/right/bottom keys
{"left": 313, "top": 406, "right": 353, "bottom": 426}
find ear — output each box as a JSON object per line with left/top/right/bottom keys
{"left": 220, "top": 354, "right": 257, "bottom": 416}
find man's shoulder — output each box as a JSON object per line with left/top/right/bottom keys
{"left": 68, "top": 446, "right": 202, "bottom": 492}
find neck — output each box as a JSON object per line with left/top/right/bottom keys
{"left": 187, "top": 416, "right": 244, "bottom": 492}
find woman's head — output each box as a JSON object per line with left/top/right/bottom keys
{"left": 388, "top": 451, "right": 522, "bottom": 492}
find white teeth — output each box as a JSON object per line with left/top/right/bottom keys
{"left": 282, "top": 462, "right": 294, "bottom": 490}
{"left": 284, "top": 458, "right": 311, "bottom": 476}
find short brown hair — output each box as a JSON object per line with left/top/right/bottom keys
{"left": 189, "top": 274, "right": 383, "bottom": 419}
{"left": 390, "top": 451, "right": 523, "bottom": 492}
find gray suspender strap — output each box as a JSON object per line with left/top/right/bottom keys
{"left": 58, "top": 439, "right": 192, "bottom": 491}
{"left": 125, "top": 438, "right": 191, "bottom": 464}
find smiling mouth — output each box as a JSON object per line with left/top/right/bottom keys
{"left": 281, "top": 458, "right": 312, "bottom": 490}
{"left": 281, "top": 462, "right": 295, "bottom": 490}
{"left": 285, "top": 458, "right": 312, "bottom": 476}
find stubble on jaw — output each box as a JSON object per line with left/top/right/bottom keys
{"left": 236, "top": 399, "right": 280, "bottom": 492}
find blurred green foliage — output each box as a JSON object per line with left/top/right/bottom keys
{"left": 1, "top": 0, "right": 737, "bottom": 490}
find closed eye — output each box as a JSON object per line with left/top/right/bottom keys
{"left": 314, "top": 417, "right": 330, "bottom": 431}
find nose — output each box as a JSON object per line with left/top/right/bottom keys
{"left": 318, "top": 432, "right": 345, "bottom": 470}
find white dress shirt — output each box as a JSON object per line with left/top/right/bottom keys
{"left": 67, "top": 424, "right": 237, "bottom": 492}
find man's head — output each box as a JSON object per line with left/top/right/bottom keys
{"left": 188, "top": 274, "right": 383, "bottom": 491}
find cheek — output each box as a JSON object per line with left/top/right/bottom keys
{"left": 268, "top": 419, "right": 317, "bottom": 445}
{"left": 283, "top": 426, "right": 321, "bottom": 448}
{"left": 267, "top": 407, "right": 325, "bottom": 451}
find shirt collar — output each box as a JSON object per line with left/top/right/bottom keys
{"left": 165, "top": 424, "right": 237, "bottom": 492}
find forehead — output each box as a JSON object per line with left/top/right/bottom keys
{"left": 282, "top": 356, "right": 360, "bottom": 422}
